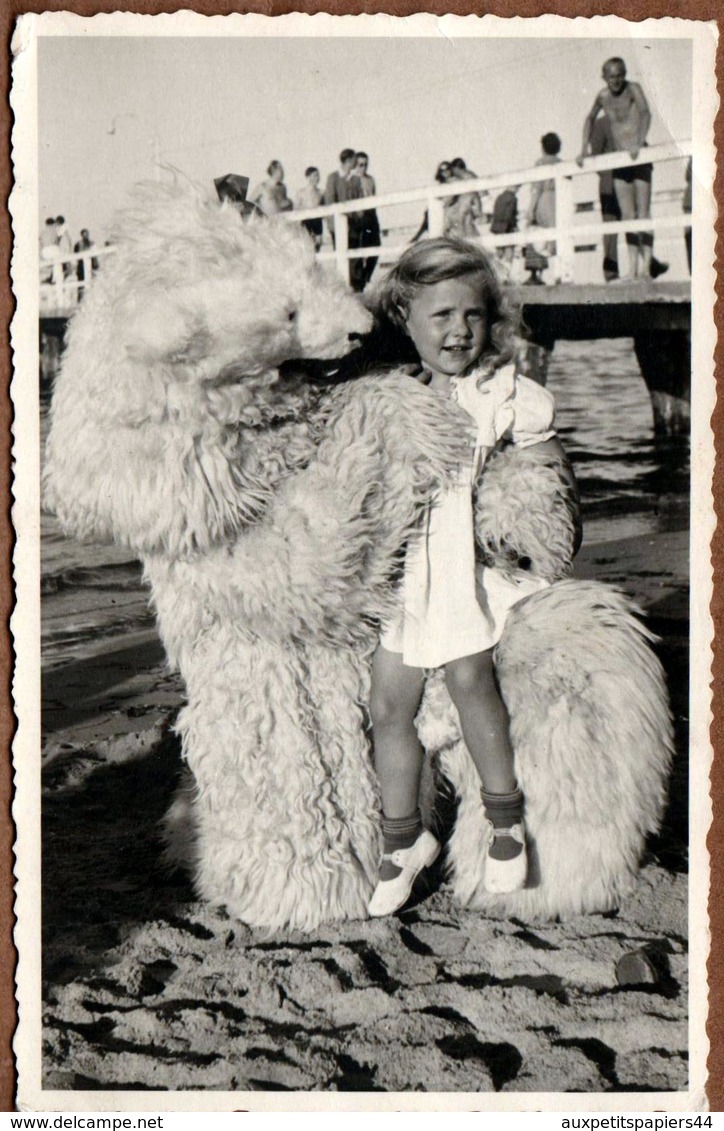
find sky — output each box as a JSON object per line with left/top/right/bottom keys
{"left": 36, "top": 27, "right": 693, "bottom": 244}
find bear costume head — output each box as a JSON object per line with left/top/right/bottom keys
{"left": 44, "top": 179, "right": 372, "bottom": 558}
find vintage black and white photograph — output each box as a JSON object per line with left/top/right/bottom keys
{"left": 11, "top": 11, "right": 716, "bottom": 1108}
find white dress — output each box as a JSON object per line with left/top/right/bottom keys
{"left": 380, "top": 363, "right": 556, "bottom": 668}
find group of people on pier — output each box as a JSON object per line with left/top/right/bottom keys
{"left": 424, "top": 57, "right": 677, "bottom": 286}
{"left": 236, "top": 55, "right": 682, "bottom": 291}
{"left": 245, "top": 149, "right": 381, "bottom": 292}
{"left": 40, "top": 217, "right": 98, "bottom": 286}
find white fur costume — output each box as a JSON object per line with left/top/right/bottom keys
{"left": 44, "top": 182, "right": 673, "bottom": 932}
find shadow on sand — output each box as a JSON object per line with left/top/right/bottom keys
{"left": 42, "top": 731, "right": 194, "bottom": 986}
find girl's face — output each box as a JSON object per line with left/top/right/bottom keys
{"left": 405, "top": 276, "right": 488, "bottom": 380}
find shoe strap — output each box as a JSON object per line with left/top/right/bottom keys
{"left": 381, "top": 838, "right": 425, "bottom": 865}
{"left": 489, "top": 824, "right": 524, "bottom": 842}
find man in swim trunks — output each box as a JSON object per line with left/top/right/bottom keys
{"left": 589, "top": 114, "right": 668, "bottom": 283}
{"left": 577, "top": 57, "right": 654, "bottom": 280}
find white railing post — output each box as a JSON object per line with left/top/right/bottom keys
{"left": 52, "top": 259, "right": 65, "bottom": 311}
{"left": 334, "top": 211, "right": 349, "bottom": 281}
{"left": 428, "top": 195, "right": 445, "bottom": 237}
{"left": 556, "top": 174, "right": 575, "bottom": 283}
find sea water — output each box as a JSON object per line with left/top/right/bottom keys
{"left": 548, "top": 337, "right": 690, "bottom": 546}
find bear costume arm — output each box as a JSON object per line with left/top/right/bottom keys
{"left": 475, "top": 437, "right": 581, "bottom": 582}
{"left": 165, "top": 373, "right": 473, "bottom": 645}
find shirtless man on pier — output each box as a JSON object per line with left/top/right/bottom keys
{"left": 577, "top": 57, "right": 653, "bottom": 281}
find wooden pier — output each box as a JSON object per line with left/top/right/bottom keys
{"left": 515, "top": 280, "right": 691, "bottom": 437}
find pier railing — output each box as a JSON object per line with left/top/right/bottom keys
{"left": 39, "top": 140, "right": 692, "bottom": 315}
{"left": 39, "top": 245, "right": 115, "bottom": 318}
{"left": 293, "top": 140, "right": 692, "bottom": 284}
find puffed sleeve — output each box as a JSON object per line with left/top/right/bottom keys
{"left": 500, "top": 374, "right": 556, "bottom": 448}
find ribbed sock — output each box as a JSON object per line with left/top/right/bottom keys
{"left": 481, "top": 788, "right": 525, "bottom": 861}
{"left": 379, "top": 809, "right": 423, "bottom": 880}
{"left": 381, "top": 808, "right": 423, "bottom": 852}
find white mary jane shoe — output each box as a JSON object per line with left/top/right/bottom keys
{"left": 483, "top": 821, "right": 528, "bottom": 894}
{"left": 368, "top": 829, "right": 441, "bottom": 917}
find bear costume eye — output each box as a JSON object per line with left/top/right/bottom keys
{"left": 288, "top": 309, "right": 297, "bottom": 323}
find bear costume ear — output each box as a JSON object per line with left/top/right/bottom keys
{"left": 44, "top": 285, "right": 250, "bottom": 557}
{"left": 121, "top": 292, "right": 212, "bottom": 367}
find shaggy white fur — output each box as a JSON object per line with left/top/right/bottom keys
{"left": 44, "top": 181, "right": 471, "bottom": 932}
{"left": 45, "top": 180, "right": 673, "bottom": 931}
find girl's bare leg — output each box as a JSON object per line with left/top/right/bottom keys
{"left": 370, "top": 645, "right": 426, "bottom": 818}
{"left": 445, "top": 650, "right": 516, "bottom": 793}
{"left": 445, "top": 650, "right": 526, "bottom": 892}
{"left": 368, "top": 647, "right": 440, "bottom": 916}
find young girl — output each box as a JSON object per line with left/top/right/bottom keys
{"left": 368, "top": 237, "right": 576, "bottom": 917}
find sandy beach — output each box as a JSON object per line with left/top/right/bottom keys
{"left": 40, "top": 521, "right": 689, "bottom": 1095}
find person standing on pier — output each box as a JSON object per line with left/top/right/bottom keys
{"left": 296, "top": 166, "right": 324, "bottom": 251}
{"left": 490, "top": 185, "right": 520, "bottom": 277}
{"left": 527, "top": 132, "right": 562, "bottom": 254}
{"left": 73, "top": 228, "right": 98, "bottom": 298}
{"left": 39, "top": 217, "right": 58, "bottom": 284}
{"left": 54, "top": 216, "right": 73, "bottom": 279}
{"left": 589, "top": 114, "right": 668, "bottom": 283}
{"left": 577, "top": 57, "right": 654, "bottom": 281}
{"left": 323, "top": 147, "right": 365, "bottom": 291}
{"left": 526, "top": 132, "right": 563, "bottom": 283}
{"left": 354, "top": 151, "right": 381, "bottom": 288}
{"left": 250, "top": 160, "right": 294, "bottom": 217}
{"left": 449, "top": 157, "right": 483, "bottom": 239}
{"left": 410, "top": 162, "right": 460, "bottom": 243}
